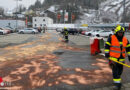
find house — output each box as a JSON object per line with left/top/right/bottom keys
{"left": 40, "top": 6, "right": 59, "bottom": 23}
{"left": 32, "top": 17, "right": 53, "bottom": 28}
{"left": 43, "top": 10, "right": 57, "bottom": 23}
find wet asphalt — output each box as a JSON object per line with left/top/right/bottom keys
{"left": 0, "top": 30, "right": 130, "bottom": 90}
{"left": 43, "top": 31, "right": 130, "bottom": 90}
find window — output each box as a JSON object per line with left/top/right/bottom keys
{"left": 28, "top": 29, "right": 32, "bottom": 30}
{"left": 40, "top": 24, "right": 42, "bottom": 26}
{"left": 43, "top": 19, "right": 45, "bottom": 21}
{"left": 35, "top": 24, "right": 37, "bottom": 27}
{"left": 105, "top": 31, "right": 111, "bottom": 32}
{"left": 35, "top": 19, "right": 37, "bottom": 21}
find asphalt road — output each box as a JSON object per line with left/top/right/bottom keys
{"left": 0, "top": 31, "right": 130, "bottom": 90}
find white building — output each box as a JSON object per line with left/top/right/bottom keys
{"left": 32, "top": 17, "right": 53, "bottom": 28}
{"left": 4, "top": 10, "right": 13, "bottom": 17}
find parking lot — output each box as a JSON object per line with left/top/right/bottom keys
{"left": 0, "top": 33, "right": 43, "bottom": 48}
{"left": 0, "top": 30, "right": 130, "bottom": 90}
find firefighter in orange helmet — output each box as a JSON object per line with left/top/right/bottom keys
{"left": 105, "top": 25, "right": 130, "bottom": 90}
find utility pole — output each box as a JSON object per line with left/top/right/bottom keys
{"left": 15, "top": 0, "right": 22, "bottom": 30}
{"left": 89, "top": 0, "right": 91, "bottom": 9}
{"left": 123, "top": 0, "right": 126, "bottom": 27}
{"left": 63, "top": 10, "right": 65, "bottom": 24}
{"left": 16, "top": 0, "right": 18, "bottom": 30}
{"left": 70, "top": 11, "right": 72, "bottom": 24}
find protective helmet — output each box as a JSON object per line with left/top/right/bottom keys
{"left": 64, "top": 27, "right": 67, "bottom": 29}
{"left": 114, "top": 26, "right": 125, "bottom": 34}
{"left": 116, "top": 24, "right": 120, "bottom": 27}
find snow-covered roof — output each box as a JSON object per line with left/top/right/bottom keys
{"left": 47, "top": 6, "right": 56, "bottom": 13}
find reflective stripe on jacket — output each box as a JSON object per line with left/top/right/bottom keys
{"left": 110, "top": 35, "right": 128, "bottom": 58}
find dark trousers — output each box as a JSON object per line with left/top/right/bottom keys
{"left": 65, "top": 36, "right": 68, "bottom": 41}
{"left": 43, "top": 30, "right": 45, "bottom": 33}
{"left": 112, "top": 63, "right": 123, "bottom": 80}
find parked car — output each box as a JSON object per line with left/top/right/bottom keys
{"left": 81, "top": 31, "right": 86, "bottom": 35}
{"left": 85, "top": 30, "right": 100, "bottom": 36}
{"left": 78, "top": 29, "right": 83, "bottom": 34}
{"left": 94, "top": 30, "right": 114, "bottom": 37}
{"left": 0, "top": 27, "right": 10, "bottom": 34}
{"left": 68, "top": 28, "right": 78, "bottom": 35}
{"left": 0, "top": 29, "right": 7, "bottom": 35}
{"left": 91, "top": 30, "right": 104, "bottom": 36}
{"left": 56, "top": 28, "right": 63, "bottom": 32}
{"left": 4, "top": 26, "right": 15, "bottom": 33}
{"left": 18, "top": 28, "right": 38, "bottom": 34}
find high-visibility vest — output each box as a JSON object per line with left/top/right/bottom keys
{"left": 110, "top": 35, "right": 128, "bottom": 58}
{"left": 64, "top": 30, "right": 68, "bottom": 36}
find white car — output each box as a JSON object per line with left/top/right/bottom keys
{"left": 0, "top": 28, "right": 9, "bottom": 35}
{"left": 94, "top": 30, "right": 114, "bottom": 37}
{"left": 0, "top": 29, "right": 7, "bottom": 35}
{"left": 92, "top": 30, "right": 104, "bottom": 36}
{"left": 18, "top": 28, "right": 38, "bottom": 34}
{"left": 85, "top": 30, "right": 100, "bottom": 36}
{"left": 4, "top": 27, "right": 15, "bottom": 33}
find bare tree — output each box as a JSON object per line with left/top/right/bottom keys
{"left": 18, "top": 4, "right": 26, "bottom": 13}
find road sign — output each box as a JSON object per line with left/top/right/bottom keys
{"left": 81, "top": 24, "right": 88, "bottom": 27}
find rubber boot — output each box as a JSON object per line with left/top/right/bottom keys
{"left": 113, "top": 83, "right": 118, "bottom": 90}
{"left": 65, "top": 40, "right": 69, "bottom": 43}
{"left": 117, "top": 83, "right": 122, "bottom": 90}
{"left": 113, "top": 83, "right": 122, "bottom": 90}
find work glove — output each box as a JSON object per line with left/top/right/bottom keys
{"left": 109, "top": 60, "right": 115, "bottom": 64}
{"left": 128, "top": 56, "right": 130, "bottom": 62}
{"left": 109, "top": 60, "right": 115, "bottom": 69}
{"left": 105, "top": 53, "right": 110, "bottom": 58}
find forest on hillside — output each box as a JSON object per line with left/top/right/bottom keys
{"left": 28, "top": 0, "right": 107, "bottom": 10}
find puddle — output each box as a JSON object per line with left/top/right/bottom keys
{"left": 53, "top": 50, "right": 64, "bottom": 55}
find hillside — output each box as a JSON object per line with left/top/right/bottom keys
{"left": 42, "top": 0, "right": 105, "bottom": 10}
{"left": 28, "top": 0, "right": 130, "bottom": 24}
{"left": 78, "top": 0, "right": 130, "bottom": 24}
{"left": 98, "top": 0, "right": 130, "bottom": 23}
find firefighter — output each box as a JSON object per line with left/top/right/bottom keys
{"left": 38, "top": 27, "right": 42, "bottom": 33}
{"left": 63, "top": 27, "right": 69, "bottom": 42}
{"left": 105, "top": 25, "right": 130, "bottom": 90}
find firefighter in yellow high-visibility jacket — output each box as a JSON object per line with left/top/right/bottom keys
{"left": 63, "top": 27, "right": 69, "bottom": 42}
{"left": 105, "top": 25, "right": 130, "bottom": 90}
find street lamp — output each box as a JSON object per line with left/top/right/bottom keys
{"left": 123, "top": 0, "right": 126, "bottom": 27}
{"left": 15, "top": 0, "right": 22, "bottom": 30}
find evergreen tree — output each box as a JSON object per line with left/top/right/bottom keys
{"left": 0, "top": 7, "right": 4, "bottom": 15}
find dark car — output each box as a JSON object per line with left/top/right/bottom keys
{"left": 68, "top": 28, "right": 78, "bottom": 35}
{"left": 56, "top": 28, "right": 63, "bottom": 32}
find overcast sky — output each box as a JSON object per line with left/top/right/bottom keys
{"left": 0, "top": 0, "right": 44, "bottom": 11}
